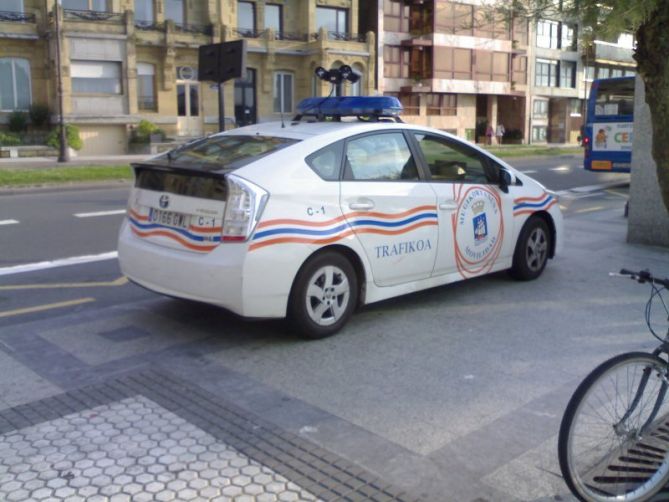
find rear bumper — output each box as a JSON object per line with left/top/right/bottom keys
{"left": 118, "top": 220, "right": 289, "bottom": 318}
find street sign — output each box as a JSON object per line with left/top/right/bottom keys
{"left": 198, "top": 40, "right": 247, "bottom": 83}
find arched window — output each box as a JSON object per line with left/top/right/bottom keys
{"left": 0, "top": 58, "right": 31, "bottom": 111}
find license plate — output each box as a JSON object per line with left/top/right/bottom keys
{"left": 149, "top": 208, "right": 189, "bottom": 230}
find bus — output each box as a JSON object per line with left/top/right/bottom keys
{"left": 583, "top": 76, "right": 634, "bottom": 172}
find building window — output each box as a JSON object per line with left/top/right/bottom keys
{"left": 512, "top": 55, "right": 527, "bottom": 85}
{"left": 384, "top": 45, "right": 409, "bottom": 78}
{"left": 610, "top": 68, "right": 624, "bottom": 78}
{"left": 71, "top": 60, "right": 122, "bottom": 95}
{"left": 624, "top": 69, "right": 636, "bottom": 77}
{"left": 532, "top": 126, "right": 547, "bottom": 142}
{"left": 533, "top": 99, "right": 548, "bottom": 119}
{"left": 597, "top": 67, "right": 611, "bottom": 79}
{"left": 399, "top": 93, "right": 419, "bottom": 115}
{"left": 134, "top": 0, "right": 154, "bottom": 23}
{"left": 62, "top": 0, "right": 109, "bottom": 11}
{"left": 238, "top": 1, "right": 255, "bottom": 34}
{"left": 561, "top": 23, "right": 576, "bottom": 51}
{"left": 273, "top": 72, "right": 293, "bottom": 113}
{"left": 0, "top": 58, "right": 31, "bottom": 111}
{"left": 536, "top": 19, "right": 559, "bottom": 49}
{"left": 165, "top": 0, "right": 184, "bottom": 25}
{"left": 316, "top": 6, "right": 348, "bottom": 35}
{"left": 434, "top": 47, "right": 472, "bottom": 80}
{"left": 5, "top": 0, "right": 23, "bottom": 12}
{"left": 383, "top": 0, "right": 409, "bottom": 32}
{"left": 559, "top": 61, "right": 576, "bottom": 88}
{"left": 569, "top": 98, "right": 582, "bottom": 117}
{"left": 585, "top": 65, "right": 595, "bottom": 81}
{"left": 535, "top": 58, "right": 558, "bottom": 87}
{"left": 426, "top": 93, "right": 457, "bottom": 116}
{"left": 435, "top": 2, "right": 472, "bottom": 35}
{"left": 137, "top": 63, "right": 156, "bottom": 111}
{"left": 266, "top": 4, "right": 282, "bottom": 35}
{"left": 474, "top": 51, "right": 509, "bottom": 82}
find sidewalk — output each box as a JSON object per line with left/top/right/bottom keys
{"left": 1, "top": 201, "right": 667, "bottom": 501}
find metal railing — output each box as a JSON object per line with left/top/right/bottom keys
{"left": 135, "top": 20, "right": 165, "bottom": 31}
{"left": 275, "top": 31, "right": 308, "bottom": 41}
{"left": 63, "top": 9, "right": 123, "bottom": 22}
{"left": 0, "top": 11, "right": 36, "bottom": 22}
{"left": 232, "top": 27, "right": 263, "bottom": 38}
{"left": 311, "top": 31, "right": 366, "bottom": 42}
{"left": 174, "top": 23, "right": 212, "bottom": 35}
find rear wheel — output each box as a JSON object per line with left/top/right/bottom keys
{"left": 288, "top": 251, "right": 358, "bottom": 339}
{"left": 558, "top": 352, "right": 669, "bottom": 501}
{"left": 510, "top": 216, "right": 550, "bottom": 280}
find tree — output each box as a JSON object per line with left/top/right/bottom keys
{"left": 493, "top": 0, "right": 669, "bottom": 214}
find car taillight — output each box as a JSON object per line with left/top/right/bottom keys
{"left": 222, "top": 175, "right": 268, "bottom": 242}
{"left": 583, "top": 136, "right": 590, "bottom": 146}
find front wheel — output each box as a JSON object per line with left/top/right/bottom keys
{"left": 558, "top": 352, "right": 669, "bottom": 501}
{"left": 287, "top": 251, "right": 358, "bottom": 339}
{"left": 510, "top": 216, "right": 550, "bottom": 280}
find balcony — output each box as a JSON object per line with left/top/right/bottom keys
{"left": 135, "top": 20, "right": 165, "bottom": 31}
{"left": 0, "top": 11, "right": 36, "bottom": 23}
{"left": 232, "top": 27, "right": 263, "bottom": 39}
{"left": 64, "top": 9, "right": 123, "bottom": 23}
{"left": 585, "top": 41, "right": 634, "bottom": 64}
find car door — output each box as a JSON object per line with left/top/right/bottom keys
{"left": 339, "top": 131, "right": 438, "bottom": 287}
{"left": 410, "top": 131, "right": 514, "bottom": 279}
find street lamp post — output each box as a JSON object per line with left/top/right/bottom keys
{"left": 54, "top": 1, "right": 69, "bottom": 162}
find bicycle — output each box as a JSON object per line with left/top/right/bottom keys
{"left": 558, "top": 269, "right": 669, "bottom": 501}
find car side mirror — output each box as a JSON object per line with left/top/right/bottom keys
{"left": 499, "top": 169, "right": 515, "bottom": 193}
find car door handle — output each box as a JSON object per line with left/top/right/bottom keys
{"left": 349, "top": 202, "right": 375, "bottom": 210}
{"left": 439, "top": 201, "right": 458, "bottom": 211}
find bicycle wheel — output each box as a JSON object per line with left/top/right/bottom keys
{"left": 559, "top": 352, "right": 669, "bottom": 501}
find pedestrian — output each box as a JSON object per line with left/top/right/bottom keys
{"left": 495, "top": 123, "right": 505, "bottom": 145}
{"left": 485, "top": 125, "right": 494, "bottom": 145}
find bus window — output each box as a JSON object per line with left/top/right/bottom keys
{"left": 594, "top": 79, "right": 635, "bottom": 117}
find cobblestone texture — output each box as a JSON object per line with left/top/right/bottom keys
{"left": 0, "top": 396, "right": 320, "bottom": 502}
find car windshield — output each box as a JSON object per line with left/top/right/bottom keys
{"left": 154, "top": 135, "right": 300, "bottom": 171}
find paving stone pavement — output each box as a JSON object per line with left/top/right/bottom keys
{"left": 0, "top": 370, "right": 416, "bottom": 502}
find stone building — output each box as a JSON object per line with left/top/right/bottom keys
{"left": 0, "top": 0, "right": 375, "bottom": 155}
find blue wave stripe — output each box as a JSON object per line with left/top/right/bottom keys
{"left": 129, "top": 217, "right": 221, "bottom": 243}
{"left": 252, "top": 212, "right": 438, "bottom": 240}
{"left": 513, "top": 196, "right": 553, "bottom": 211}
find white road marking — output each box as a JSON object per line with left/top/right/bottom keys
{"left": 74, "top": 209, "right": 126, "bottom": 218}
{"left": 551, "top": 166, "right": 572, "bottom": 172}
{"left": 0, "top": 251, "right": 118, "bottom": 276}
{"left": 0, "top": 219, "right": 19, "bottom": 226}
{"left": 520, "top": 170, "right": 537, "bottom": 174}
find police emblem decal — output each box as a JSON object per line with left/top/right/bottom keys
{"left": 472, "top": 200, "right": 487, "bottom": 242}
{"left": 159, "top": 195, "right": 170, "bottom": 209}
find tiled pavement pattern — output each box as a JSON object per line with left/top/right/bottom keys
{"left": 0, "top": 370, "right": 416, "bottom": 502}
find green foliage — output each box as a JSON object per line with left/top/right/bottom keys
{"left": 8, "top": 111, "right": 28, "bottom": 133}
{"left": 0, "top": 165, "right": 132, "bottom": 187}
{"left": 0, "top": 131, "right": 21, "bottom": 146}
{"left": 29, "top": 104, "right": 51, "bottom": 129}
{"left": 46, "top": 124, "right": 83, "bottom": 151}
{"left": 133, "top": 119, "right": 165, "bottom": 143}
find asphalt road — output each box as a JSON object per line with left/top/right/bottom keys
{"left": 1, "top": 155, "right": 661, "bottom": 501}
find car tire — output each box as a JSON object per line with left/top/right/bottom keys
{"left": 510, "top": 216, "right": 551, "bottom": 281}
{"left": 288, "top": 251, "right": 358, "bottom": 339}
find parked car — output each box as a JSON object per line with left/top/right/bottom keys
{"left": 118, "top": 97, "right": 562, "bottom": 338}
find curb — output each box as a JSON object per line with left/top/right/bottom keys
{"left": 0, "top": 179, "right": 132, "bottom": 196}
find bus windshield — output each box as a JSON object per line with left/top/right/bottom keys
{"left": 583, "top": 76, "right": 635, "bottom": 173}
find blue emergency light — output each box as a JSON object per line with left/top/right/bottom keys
{"left": 294, "top": 96, "right": 403, "bottom": 122}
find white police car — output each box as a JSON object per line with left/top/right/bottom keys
{"left": 118, "top": 96, "right": 562, "bottom": 338}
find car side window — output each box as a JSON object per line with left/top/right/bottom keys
{"left": 413, "top": 133, "right": 496, "bottom": 184}
{"left": 306, "top": 141, "right": 343, "bottom": 181}
{"left": 343, "top": 132, "right": 419, "bottom": 181}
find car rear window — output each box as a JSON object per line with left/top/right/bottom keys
{"left": 155, "top": 135, "right": 300, "bottom": 171}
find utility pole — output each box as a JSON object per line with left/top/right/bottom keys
{"left": 54, "top": 0, "right": 69, "bottom": 162}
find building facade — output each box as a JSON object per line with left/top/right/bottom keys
{"left": 0, "top": 0, "right": 375, "bottom": 155}
{"left": 367, "top": 0, "right": 636, "bottom": 145}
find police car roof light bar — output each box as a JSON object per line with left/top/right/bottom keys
{"left": 293, "top": 96, "right": 404, "bottom": 123}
